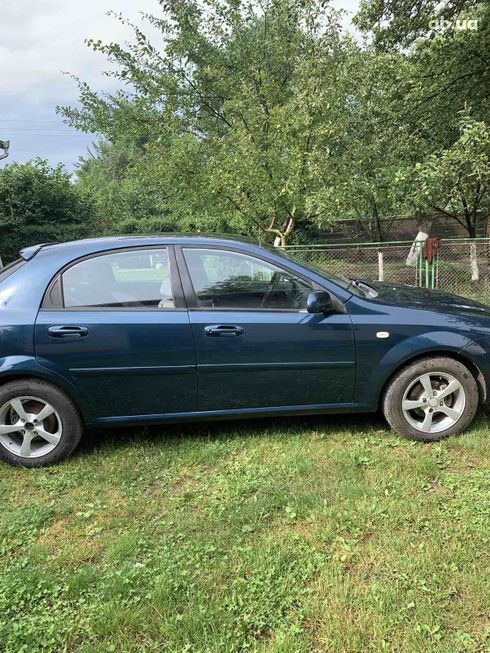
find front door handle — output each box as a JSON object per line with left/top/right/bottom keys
{"left": 48, "top": 325, "right": 88, "bottom": 338}
{"left": 204, "top": 324, "right": 244, "bottom": 337}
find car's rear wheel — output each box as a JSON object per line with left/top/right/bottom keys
{"left": 0, "top": 379, "right": 83, "bottom": 466}
{"left": 382, "top": 357, "right": 480, "bottom": 441}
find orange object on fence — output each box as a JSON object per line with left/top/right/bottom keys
{"left": 423, "top": 238, "right": 441, "bottom": 264}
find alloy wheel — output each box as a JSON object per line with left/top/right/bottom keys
{"left": 0, "top": 396, "right": 62, "bottom": 458}
{"left": 401, "top": 372, "right": 466, "bottom": 434}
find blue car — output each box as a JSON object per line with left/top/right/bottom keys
{"left": 0, "top": 235, "right": 488, "bottom": 466}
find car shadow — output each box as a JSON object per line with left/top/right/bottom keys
{"left": 76, "top": 412, "right": 389, "bottom": 459}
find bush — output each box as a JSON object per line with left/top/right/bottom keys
{"left": 0, "top": 159, "right": 96, "bottom": 263}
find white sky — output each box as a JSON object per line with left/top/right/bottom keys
{"left": 0, "top": 0, "right": 359, "bottom": 171}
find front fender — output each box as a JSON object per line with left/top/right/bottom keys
{"left": 354, "top": 330, "right": 485, "bottom": 411}
{"left": 0, "top": 355, "right": 92, "bottom": 421}
{"left": 458, "top": 335, "right": 490, "bottom": 404}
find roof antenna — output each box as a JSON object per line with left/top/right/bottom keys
{"left": 0, "top": 140, "right": 10, "bottom": 161}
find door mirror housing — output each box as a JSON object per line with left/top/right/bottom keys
{"left": 306, "top": 290, "right": 334, "bottom": 314}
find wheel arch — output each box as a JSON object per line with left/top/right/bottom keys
{"left": 378, "top": 350, "right": 487, "bottom": 409}
{"left": 0, "top": 368, "right": 90, "bottom": 423}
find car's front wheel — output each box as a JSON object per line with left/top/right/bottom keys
{"left": 0, "top": 379, "right": 83, "bottom": 466}
{"left": 383, "top": 357, "right": 480, "bottom": 441}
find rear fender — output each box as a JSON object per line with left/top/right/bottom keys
{"left": 0, "top": 356, "right": 91, "bottom": 422}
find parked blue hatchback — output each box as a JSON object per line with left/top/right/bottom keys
{"left": 0, "top": 235, "right": 489, "bottom": 466}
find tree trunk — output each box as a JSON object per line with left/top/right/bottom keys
{"left": 406, "top": 231, "right": 429, "bottom": 268}
{"left": 378, "top": 250, "right": 384, "bottom": 282}
{"left": 416, "top": 216, "right": 432, "bottom": 235}
{"left": 368, "top": 194, "right": 383, "bottom": 242}
{"left": 470, "top": 242, "right": 479, "bottom": 282}
{"left": 270, "top": 214, "right": 294, "bottom": 249}
{"left": 274, "top": 234, "right": 287, "bottom": 248}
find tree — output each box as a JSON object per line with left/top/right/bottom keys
{"left": 76, "top": 140, "right": 173, "bottom": 233}
{"left": 0, "top": 159, "right": 95, "bottom": 262}
{"left": 60, "top": 0, "right": 351, "bottom": 246}
{"left": 355, "top": 0, "right": 489, "bottom": 238}
{"left": 354, "top": 0, "right": 489, "bottom": 141}
{"left": 307, "top": 47, "right": 423, "bottom": 242}
{"left": 399, "top": 115, "right": 489, "bottom": 238}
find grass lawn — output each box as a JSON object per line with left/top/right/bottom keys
{"left": 1, "top": 413, "right": 489, "bottom": 652}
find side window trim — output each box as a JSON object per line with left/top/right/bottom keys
{"left": 177, "top": 245, "right": 316, "bottom": 313}
{"left": 40, "top": 246, "right": 187, "bottom": 311}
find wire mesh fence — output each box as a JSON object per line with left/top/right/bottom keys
{"left": 285, "top": 238, "right": 490, "bottom": 306}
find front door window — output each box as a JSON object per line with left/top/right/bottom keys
{"left": 183, "top": 248, "right": 312, "bottom": 310}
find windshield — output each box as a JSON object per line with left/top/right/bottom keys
{"left": 263, "top": 246, "right": 365, "bottom": 296}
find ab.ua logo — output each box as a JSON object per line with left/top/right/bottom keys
{"left": 429, "top": 17, "right": 479, "bottom": 31}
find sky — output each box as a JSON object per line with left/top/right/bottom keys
{"left": 0, "top": 0, "right": 359, "bottom": 174}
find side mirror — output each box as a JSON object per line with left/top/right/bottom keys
{"left": 306, "top": 290, "right": 334, "bottom": 314}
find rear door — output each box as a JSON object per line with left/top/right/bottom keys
{"left": 177, "top": 246, "right": 356, "bottom": 412}
{"left": 35, "top": 246, "right": 197, "bottom": 420}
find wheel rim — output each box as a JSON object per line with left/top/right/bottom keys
{"left": 401, "top": 372, "right": 466, "bottom": 434}
{"left": 0, "top": 396, "right": 62, "bottom": 459}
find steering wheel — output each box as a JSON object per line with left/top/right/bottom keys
{"left": 289, "top": 279, "right": 305, "bottom": 310}
{"left": 261, "top": 272, "right": 281, "bottom": 308}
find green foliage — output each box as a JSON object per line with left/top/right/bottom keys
{"left": 52, "top": 0, "right": 489, "bottom": 244}
{"left": 76, "top": 141, "right": 174, "bottom": 234}
{"left": 354, "top": 0, "right": 485, "bottom": 50}
{"left": 397, "top": 115, "right": 490, "bottom": 236}
{"left": 60, "top": 0, "right": 354, "bottom": 246}
{"left": 0, "top": 159, "right": 95, "bottom": 262}
{"left": 307, "top": 49, "right": 420, "bottom": 241}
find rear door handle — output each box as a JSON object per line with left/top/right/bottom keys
{"left": 48, "top": 325, "right": 88, "bottom": 338}
{"left": 204, "top": 324, "right": 244, "bottom": 337}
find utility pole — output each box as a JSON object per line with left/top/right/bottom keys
{"left": 0, "top": 140, "right": 10, "bottom": 161}
{"left": 0, "top": 140, "right": 8, "bottom": 268}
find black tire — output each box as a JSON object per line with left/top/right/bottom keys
{"left": 382, "top": 357, "right": 479, "bottom": 442}
{"left": 0, "top": 379, "right": 84, "bottom": 467}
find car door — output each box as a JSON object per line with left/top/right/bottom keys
{"left": 35, "top": 246, "right": 197, "bottom": 420}
{"left": 177, "top": 246, "right": 356, "bottom": 412}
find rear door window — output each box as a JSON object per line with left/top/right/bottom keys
{"left": 62, "top": 249, "right": 175, "bottom": 309}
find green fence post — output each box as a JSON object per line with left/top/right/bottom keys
{"left": 418, "top": 242, "right": 423, "bottom": 287}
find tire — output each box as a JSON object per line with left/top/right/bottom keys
{"left": 0, "top": 379, "right": 84, "bottom": 467}
{"left": 382, "top": 357, "right": 479, "bottom": 442}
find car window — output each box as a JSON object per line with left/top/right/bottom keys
{"left": 62, "top": 249, "right": 175, "bottom": 309}
{"left": 183, "top": 248, "right": 313, "bottom": 310}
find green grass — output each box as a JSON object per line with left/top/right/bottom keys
{"left": 1, "top": 414, "right": 489, "bottom": 652}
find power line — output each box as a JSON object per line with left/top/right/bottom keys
{"left": 3, "top": 131, "right": 94, "bottom": 137}
{"left": 0, "top": 125, "right": 89, "bottom": 130}
{"left": 0, "top": 119, "right": 63, "bottom": 124}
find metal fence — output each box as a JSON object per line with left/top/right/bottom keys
{"left": 285, "top": 238, "right": 490, "bottom": 306}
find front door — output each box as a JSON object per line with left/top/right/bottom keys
{"left": 178, "top": 247, "right": 355, "bottom": 412}
{"left": 35, "top": 247, "right": 196, "bottom": 420}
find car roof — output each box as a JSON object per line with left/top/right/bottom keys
{"left": 13, "top": 233, "right": 353, "bottom": 305}
{"left": 20, "top": 234, "right": 263, "bottom": 260}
